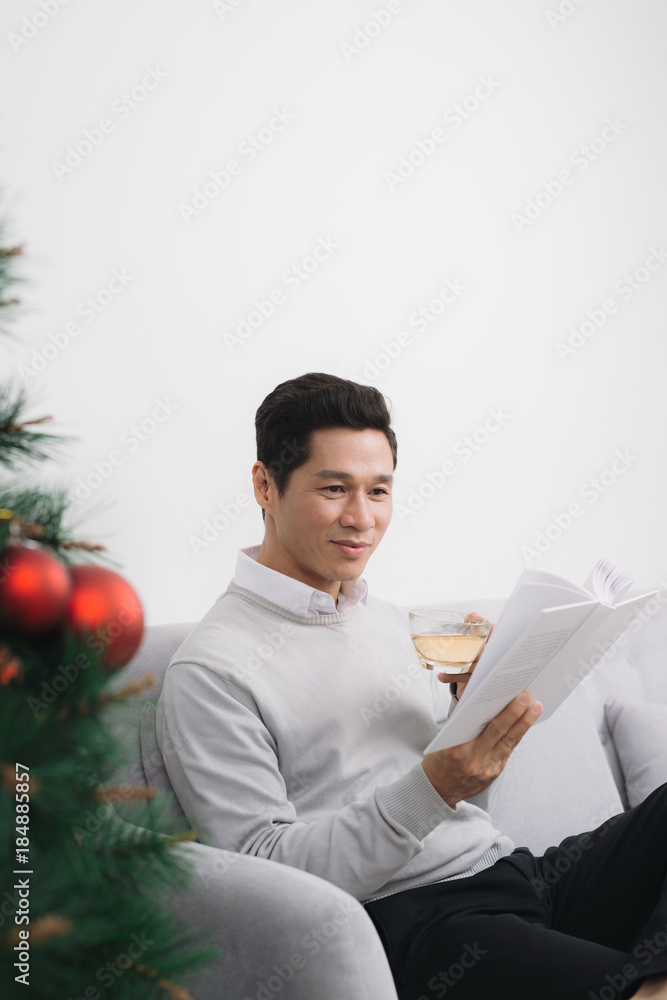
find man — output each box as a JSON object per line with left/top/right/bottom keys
{"left": 157, "top": 372, "right": 667, "bottom": 999}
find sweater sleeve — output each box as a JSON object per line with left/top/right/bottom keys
{"left": 156, "top": 659, "right": 456, "bottom": 901}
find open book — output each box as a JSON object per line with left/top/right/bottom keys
{"left": 423, "top": 557, "right": 657, "bottom": 754}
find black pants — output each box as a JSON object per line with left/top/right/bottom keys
{"left": 363, "top": 782, "right": 667, "bottom": 1000}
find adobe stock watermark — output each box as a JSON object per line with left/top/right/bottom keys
{"left": 546, "top": 0, "right": 589, "bottom": 29}
{"left": 530, "top": 810, "right": 623, "bottom": 901}
{"left": 565, "top": 582, "right": 667, "bottom": 694}
{"left": 511, "top": 117, "right": 628, "bottom": 233}
{"left": 62, "top": 931, "right": 155, "bottom": 997}
{"left": 241, "top": 895, "right": 361, "bottom": 1000}
{"left": 417, "top": 941, "right": 487, "bottom": 999}
{"left": 17, "top": 269, "right": 134, "bottom": 381}
{"left": 555, "top": 245, "right": 667, "bottom": 361}
{"left": 140, "top": 718, "right": 192, "bottom": 784}
{"left": 27, "top": 650, "right": 93, "bottom": 717}
{"left": 233, "top": 622, "right": 296, "bottom": 684}
{"left": 197, "top": 846, "right": 244, "bottom": 890}
{"left": 8, "top": 0, "right": 76, "bottom": 54}
{"left": 188, "top": 438, "right": 306, "bottom": 553}
{"left": 360, "top": 659, "right": 424, "bottom": 725}
{"left": 188, "top": 488, "right": 252, "bottom": 554}
{"left": 27, "top": 595, "right": 144, "bottom": 717}
{"left": 384, "top": 74, "right": 501, "bottom": 191}
{"left": 351, "top": 276, "right": 467, "bottom": 382}
{"left": 71, "top": 790, "right": 137, "bottom": 844}
{"left": 179, "top": 106, "right": 296, "bottom": 223}
{"left": 521, "top": 448, "right": 638, "bottom": 564}
{"left": 222, "top": 236, "right": 339, "bottom": 353}
{"left": 51, "top": 68, "right": 168, "bottom": 181}
{"left": 395, "top": 406, "right": 511, "bottom": 523}
{"left": 587, "top": 919, "right": 667, "bottom": 1000}
{"left": 212, "top": 0, "right": 249, "bottom": 18}
{"left": 339, "top": 0, "right": 408, "bottom": 63}
{"left": 73, "top": 397, "right": 179, "bottom": 504}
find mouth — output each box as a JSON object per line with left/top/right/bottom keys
{"left": 331, "top": 541, "right": 370, "bottom": 557}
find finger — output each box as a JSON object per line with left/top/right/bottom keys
{"left": 476, "top": 622, "right": 494, "bottom": 651}
{"left": 471, "top": 645, "right": 485, "bottom": 666}
{"left": 505, "top": 698, "right": 543, "bottom": 746}
{"left": 466, "top": 616, "right": 493, "bottom": 666}
{"left": 455, "top": 681, "right": 469, "bottom": 699}
{"left": 477, "top": 691, "right": 542, "bottom": 754}
{"left": 472, "top": 623, "right": 494, "bottom": 662}
{"left": 438, "top": 671, "right": 472, "bottom": 685}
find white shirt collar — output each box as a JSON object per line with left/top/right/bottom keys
{"left": 234, "top": 544, "right": 368, "bottom": 616}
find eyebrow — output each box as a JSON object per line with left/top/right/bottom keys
{"left": 312, "top": 469, "right": 393, "bottom": 483}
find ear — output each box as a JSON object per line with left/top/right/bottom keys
{"left": 252, "top": 461, "right": 275, "bottom": 519}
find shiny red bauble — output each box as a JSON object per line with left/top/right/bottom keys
{"left": 66, "top": 565, "right": 144, "bottom": 670}
{"left": 0, "top": 544, "right": 71, "bottom": 636}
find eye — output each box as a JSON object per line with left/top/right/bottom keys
{"left": 320, "top": 485, "right": 390, "bottom": 496}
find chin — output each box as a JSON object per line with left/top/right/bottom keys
{"left": 339, "top": 566, "right": 366, "bottom": 581}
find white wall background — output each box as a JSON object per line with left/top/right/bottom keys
{"left": 1, "top": 0, "right": 666, "bottom": 624}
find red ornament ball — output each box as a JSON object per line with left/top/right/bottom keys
{"left": 0, "top": 544, "right": 71, "bottom": 636}
{"left": 67, "top": 565, "right": 144, "bottom": 670}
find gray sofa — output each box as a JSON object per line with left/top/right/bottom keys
{"left": 105, "top": 595, "right": 667, "bottom": 999}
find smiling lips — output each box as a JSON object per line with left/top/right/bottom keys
{"left": 331, "top": 540, "right": 370, "bottom": 556}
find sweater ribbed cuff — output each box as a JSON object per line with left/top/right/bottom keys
{"left": 376, "top": 761, "right": 456, "bottom": 843}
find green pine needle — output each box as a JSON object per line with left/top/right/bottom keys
{"left": 0, "top": 485, "right": 109, "bottom": 563}
{"left": 0, "top": 634, "right": 219, "bottom": 1000}
{"left": 0, "top": 237, "right": 23, "bottom": 336}
{"left": 0, "top": 383, "right": 65, "bottom": 469}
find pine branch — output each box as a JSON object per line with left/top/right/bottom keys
{"left": 0, "top": 763, "right": 39, "bottom": 794}
{"left": 134, "top": 962, "right": 195, "bottom": 1000}
{"left": 0, "top": 384, "right": 64, "bottom": 469}
{"left": 7, "top": 916, "right": 72, "bottom": 948}
{"left": 93, "top": 785, "right": 156, "bottom": 804}
{"left": 0, "top": 238, "right": 23, "bottom": 335}
{"left": 59, "top": 674, "right": 155, "bottom": 720}
{"left": 96, "top": 829, "right": 199, "bottom": 854}
{"left": 97, "top": 674, "right": 156, "bottom": 705}
{"left": 0, "top": 488, "right": 106, "bottom": 559}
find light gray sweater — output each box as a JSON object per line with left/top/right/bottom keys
{"left": 156, "top": 581, "right": 514, "bottom": 903}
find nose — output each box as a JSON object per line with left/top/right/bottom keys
{"left": 338, "top": 491, "right": 375, "bottom": 531}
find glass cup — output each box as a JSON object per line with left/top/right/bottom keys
{"left": 409, "top": 609, "right": 492, "bottom": 673}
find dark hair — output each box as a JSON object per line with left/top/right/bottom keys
{"left": 255, "top": 372, "right": 398, "bottom": 522}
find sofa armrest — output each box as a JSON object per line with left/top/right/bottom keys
{"left": 156, "top": 840, "right": 399, "bottom": 1000}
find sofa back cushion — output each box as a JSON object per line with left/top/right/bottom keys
{"left": 482, "top": 686, "right": 624, "bottom": 854}
{"left": 605, "top": 699, "right": 667, "bottom": 808}
{"left": 104, "top": 622, "right": 196, "bottom": 791}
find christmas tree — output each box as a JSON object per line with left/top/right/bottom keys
{"left": 0, "top": 217, "right": 216, "bottom": 997}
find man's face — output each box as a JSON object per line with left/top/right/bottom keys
{"left": 254, "top": 427, "right": 394, "bottom": 597}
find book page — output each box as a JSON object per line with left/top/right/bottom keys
{"left": 536, "top": 592, "right": 653, "bottom": 717}
{"left": 423, "top": 590, "right": 656, "bottom": 754}
{"left": 463, "top": 582, "right": 598, "bottom": 700}
{"left": 518, "top": 566, "right": 593, "bottom": 597}
{"left": 460, "top": 557, "right": 635, "bottom": 702}
{"left": 582, "top": 556, "right": 635, "bottom": 606}
{"left": 425, "top": 602, "right": 598, "bottom": 752}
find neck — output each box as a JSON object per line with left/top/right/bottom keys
{"left": 255, "top": 536, "right": 341, "bottom": 602}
